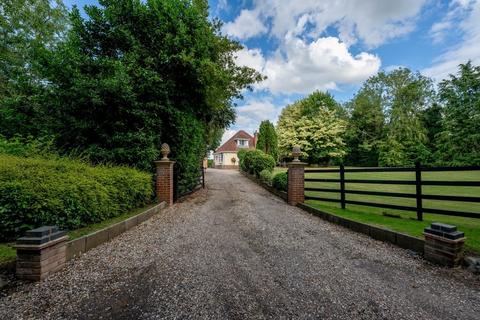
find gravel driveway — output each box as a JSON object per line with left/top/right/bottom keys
{"left": 1, "top": 169, "right": 479, "bottom": 319}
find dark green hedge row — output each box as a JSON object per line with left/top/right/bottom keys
{"left": 0, "top": 154, "right": 153, "bottom": 241}
{"left": 238, "top": 149, "right": 275, "bottom": 177}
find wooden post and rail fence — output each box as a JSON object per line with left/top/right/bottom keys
{"left": 285, "top": 146, "right": 476, "bottom": 267}
{"left": 302, "top": 163, "right": 480, "bottom": 221}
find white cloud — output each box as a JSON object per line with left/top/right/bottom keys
{"left": 235, "top": 37, "right": 381, "bottom": 95}
{"left": 223, "top": 0, "right": 427, "bottom": 47}
{"left": 222, "top": 9, "right": 267, "bottom": 39}
{"left": 235, "top": 48, "right": 265, "bottom": 72}
{"left": 235, "top": 99, "right": 281, "bottom": 130}
{"left": 430, "top": 20, "right": 453, "bottom": 43}
{"left": 424, "top": 0, "right": 480, "bottom": 81}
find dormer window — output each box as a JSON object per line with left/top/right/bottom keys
{"left": 236, "top": 139, "right": 249, "bottom": 148}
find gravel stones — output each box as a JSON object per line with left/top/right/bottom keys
{"left": 465, "top": 256, "right": 480, "bottom": 274}
{"left": 0, "top": 169, "right": 479, "bottom": 319}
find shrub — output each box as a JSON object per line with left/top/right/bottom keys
{"left": 272, "top": 172, "right": 288, "bottom": 192}
{"left": 259, "top": 169, "right": 273, "bottom": 185}
{"left": 239, "top": 149, "right": 275, "bottom": 177}
{"left": 0, "top": 135, "right": 57, "bottom": 158}
{"left": 0, "top": 154, "right": 153, "bottom": 241}
{"left": 207, "top": 159, "right": 214, "bottom": 168}
{"left": 237, "top": 149, "right": 248, "bottom": 171}
{"left": 251, "top": 150, "right": 276, "bottom": 177}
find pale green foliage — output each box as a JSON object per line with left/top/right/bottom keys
{"left": 277, "top": 91, "right": 346, "bottom": 164}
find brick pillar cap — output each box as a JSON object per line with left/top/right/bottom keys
{"left": 423, "top": 232, "right": 466, "bottom": 243}
{"left": 287, "top": 161, "right": 307, "bottom": 167}
{"left": 154, "top": 160, "right": 175, "bottom": 166}
{"left": 15, "top": 235, "right": 69, "bottom": 250}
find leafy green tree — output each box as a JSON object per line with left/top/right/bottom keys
{"left": 277, "top": 91, "right": 346, "bottom": 164}
{"left": 36, "top": 0, "right": 261, "bottom": 180}
{"left": 359, "top": 69, "right": 435, "bottom": 166}
{"left": 206, "top": 126, "right": 224, "bottom": 152}
{"left": 344, "top": 85, "right": 385, "bottom": 166}
{"left": 0, "top": 0, "right": 68, "bottom": 137}
{"left": 421, "top": 103, "right": 443, "bottom": 158}
{"left": 256, "top": 120, "right": 278, "bottom": 161}
{"left": 437, "top": 61, "right": 480, "bottom": 165}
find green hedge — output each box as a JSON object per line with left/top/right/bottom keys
{"left": 259, "top": 169, "right": 273, "bottom": 185}
{"left": 238, "top": 149, "right": 275, "bottom": 177}
{"left": 0, "top": 155, "right": 153, "bottom": 241}
{"left": 272, "top": 172, "right": 288, "bottom": 192}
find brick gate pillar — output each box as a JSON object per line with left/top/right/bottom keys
{"left": 287, "top": 146, "right": 306, "bottom": 206}
{"left": 155, "top": 143, "right": 175, "bottom": 206}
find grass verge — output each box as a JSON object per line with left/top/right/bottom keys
{"left": 307, "top": 201, "right": 480, "bottom": 255}
{"left": 0, "top": 203, "right": 158, "bottom": 266}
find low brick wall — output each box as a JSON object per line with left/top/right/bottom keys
{"left": 66, "top": 202, "right": 167, "bottom": 261}
{"left": 297, "top": 203, "right": 425, "bottom": 254}
{"left": 241, "top": 171, "right": 288, "bottom": 201}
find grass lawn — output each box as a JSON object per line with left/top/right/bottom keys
{"left": 302, "top": 167, "right": 480, "bottom": 254}
{"left": 0, "top": 203, "right": 158, "bottom": 265}
{"left": 0, "top": 243, "right": 16, "bottom": 266}
{"left": 273, "top": 167, "right": 287, "bottom": 175}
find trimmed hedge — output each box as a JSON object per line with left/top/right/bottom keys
{"left": 272, "top": 172, "right": 288, "bottom": 192}
{"left": 238, "top": 149, "right": 275, "bottom": 177}
{"left": 259, "top": 169, "right": 273, "bottom": 185}
{"left": 0, "top": 154, "right": 153, "bottom": 241}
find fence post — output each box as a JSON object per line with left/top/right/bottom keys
{"left": 340, "top": 164, "right": 346, "bottom": 209}
{"left": 202, "top": 167, "right": 205, "bottom": 189}
{"left": 415, "top": 161, "right": 423, "bottom": 221}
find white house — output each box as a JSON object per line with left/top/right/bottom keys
{"left": 213, "top": 130, "right": 257, "bottom": 169}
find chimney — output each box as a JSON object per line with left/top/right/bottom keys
{"left": 253, "top": 130, "right": 258, "bottom": 148}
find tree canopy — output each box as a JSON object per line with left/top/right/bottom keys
{"left": 256, "top": 120, "right": 278, "bottom": 161}
{"left": 437, "top": 61, "right": 480, "bottom": 165}
{"left": 277, "top": 91, "right": 346, "bottom": 164}
{"left": 0, "top": 0, "right": 263, "bottom": 191}
{"left": 343, "top": 68, "right": 436, "bottom": 166}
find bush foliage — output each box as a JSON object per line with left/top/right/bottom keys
{"left": 0, "top": 154, "right": 153, "bottom": 241}
{"left": 0, "top": 0, "right": 262, "bottom": 197}
{"left": 272, "top": 172, "right": 288, "bottom": 192}
{"left": 238, "top": 149, "right": 275, "bottom": 177}
{"left": 259, "top": 169, "right": 273, "bottom": 185}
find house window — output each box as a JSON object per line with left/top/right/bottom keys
{"left": 215, "top": 154, "right": 223, "bottom": 163}
{"left": 237, "top": 139, "right": 249, "bottom": 148}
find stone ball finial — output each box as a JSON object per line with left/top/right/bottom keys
{"left": 292, "top": 145, "right": 301, "bottom": 162}
{"left": 161, "top": 143, "right": 171, "bottom": 160}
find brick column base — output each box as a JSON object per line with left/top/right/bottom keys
{"left": 287, "top": 162, "right": 306, "bottom": 206}
{"left": 16, "top": 226, "right": 68, "bottom": 281}
{"left": 155, "top": 160, "right": 175, "bottom": 206}
{"left": 424, "top": 223, "right": 465, "bottom": 267}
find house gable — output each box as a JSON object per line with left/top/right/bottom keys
{"left": 215, "top": 130, "right": 256, "bottom": 154}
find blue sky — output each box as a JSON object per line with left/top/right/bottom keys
{"left": 65, "top": 0, "right": 480, "bottom": 142}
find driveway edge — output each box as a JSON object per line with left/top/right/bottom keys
{"left": 297, "top": 203, "right": 425, "bottom": 254}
